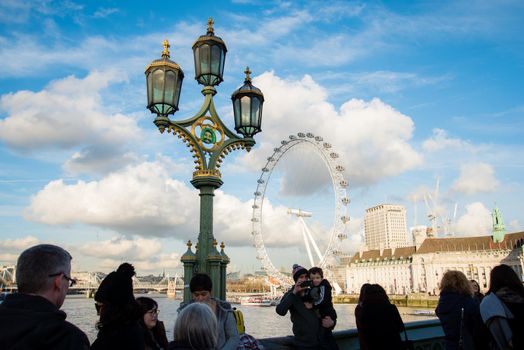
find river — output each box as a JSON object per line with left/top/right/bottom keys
{"left": 62, "top": 293, "right": 437, "bottom": 343}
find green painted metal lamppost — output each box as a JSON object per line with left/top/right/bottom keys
{"left": 145, "top": 18, "right": 264, "bottom": 302}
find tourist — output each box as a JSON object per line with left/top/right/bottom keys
{"left": 308, "top": 266, "right": 338, "bottom": 350}
{"left": 170, "top": 302, "right": 218, "bottom": 350}
{"left": 276, "top": 264, "right": 335, "bottom": 350}
{"left": 480, "top": 264, "right": 524, "bottom": 349}
{"left": 136, "top": 297, "right": 169, "bottom": 350}
{"left": 470, "top": 279, "right": 484, "bottom": 303}
{"left": 91, "top": 262, "right": 145, "bottom": 350}
{"left": 435, "top": 270, "right": 488, "bottom": 350}
{"left": 0, "top": 244, "right": 90, "bottom": 349}
{"left": 178, "top": 273, "right": 239, "bottom": 350}
{"left": 354, "top": 283, "right": 404, "bottom": 350}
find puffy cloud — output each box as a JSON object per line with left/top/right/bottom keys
{"left": 0, "top": 235, "right": 39, "bottom": 250}
{"left": 422, "top": 129, "right": 473, "bottom": 152}
{"left": 454, "top": 202, "right": 492, "bottom": 236}
{"left": 24, "top": 161, "right": 199, "bottom": 236}
{"left": 0, "top": 70, "right": 141, "bottom": 154}
{"left": 232, "top": 72, "right": 422, "bottom": 189}
{"left": 452, "top": 162, "right": 499, "bottom": 195}
{"left": 0, "top": 236, "right": 40, "bottom": 265}
{"left": 77, "top": 236, "right": 162, "bottom": 261}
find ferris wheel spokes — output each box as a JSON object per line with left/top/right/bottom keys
{"left": 288, "top": 208, "right": 324, "bottom": 267}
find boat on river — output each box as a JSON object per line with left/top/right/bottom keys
{"left": 240, "top": 297, "right": 272, "bottom": 307}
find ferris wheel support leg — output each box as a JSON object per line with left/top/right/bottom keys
{"left": 303, "top": 222, "right": 323, "bottom": 263}
{"left": 300, "top": 217, "right": 315, "bottom": 267}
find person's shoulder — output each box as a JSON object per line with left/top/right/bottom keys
{"left": 321, "top": 279, "right": 332, "bottom": 289}
{"left": 215, "top": 298, "right": 233, "bottom": 310}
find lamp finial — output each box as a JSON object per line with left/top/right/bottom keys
{"left": 162, "top": 39, "right": 170, "bottom": 58}
{"left": 207, "top": 17, "right": 214, "bottom": 34}
{"left": 244, "top": 66, "right": 251, "bottom": 82}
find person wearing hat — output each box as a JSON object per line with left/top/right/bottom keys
{"left": 91, "top": 263, "right": 145, "bottom": 350}
{"left": 276, "top": 264, "right": 335, "bottom": 349}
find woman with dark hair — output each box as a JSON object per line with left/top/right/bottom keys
{"left": 480, "top": 264, "right": 524, "bottom": 349}
{"left": 91, "top": 263, "right": 145, "bottom": 350}
{"left": 436, "top": 270, "right": 488, "bottom": 350}
{"left": 355, "top": 284, "right": 405, "bottom": 350}
{"left": 136, "top": 297, "right": 169, "bottom": 350}
{"left": 470, "top": 280, "right": 484, "bottom": 303}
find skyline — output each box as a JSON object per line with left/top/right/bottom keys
{"left": 0, "top": 1, "right": 523, "bottom": 274}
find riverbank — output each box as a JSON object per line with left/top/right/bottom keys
{"left": 333, "top": 293, "right": 439, "bottom": 308}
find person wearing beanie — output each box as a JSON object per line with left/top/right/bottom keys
{"left": 276, "top": 264, "right": 335, "bottom": 349}
{"left": 91, "top": 263, "right": 145, "bottom": 350}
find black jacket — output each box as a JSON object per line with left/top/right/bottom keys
{"left": 276, "top": 289, "right": 321, "bottom": 347}
{"left": 355, "top": 302, "right": 404, "bottom": 350}
{"left": 0, "top": 293, "right": 89, "bottom": 350}
{"left": 91, "top": 321, "right": 145, "bottom": 350}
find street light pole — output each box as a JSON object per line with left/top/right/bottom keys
{"left": 145, "top": 18, "right": 264, "bottom": 302}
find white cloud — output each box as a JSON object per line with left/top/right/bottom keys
{"left": 454, "top": 202, "right": 492, "bottom": 236}
{"left": 508, "top": 219, "right": 521, "bottom": 232}
{"left": 232, "top": 72, "right": 422, "bottom": 189}
{"left": 452, "top": 162, "right": 499, "bottom": 195}
{"left": 24, "top": 160, "right": 199, "bottom": 236}
{"left": 77, "top": 235, "right": 162, "bottom": 260}
{"left": 0, "top": 70, "right": 140, "bottom": 152}
{"left": 422, "top": 128, "right": 473, "bottom": 152}
{"left": 0, "top": 235, "right": 39, "bottom": 250}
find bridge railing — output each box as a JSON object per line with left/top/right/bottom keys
{"left": 259, "top": 319, "right": 445, "bottom": 350}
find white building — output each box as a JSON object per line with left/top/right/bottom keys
{"left": 364, "top": 204, "right": 409, "bottom": 250}
{"left": 344, "top": 230, "right": 524, "bottom": 295}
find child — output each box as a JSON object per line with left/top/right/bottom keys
{"left": 308, "top": 267, "right": 339, "bottom": 350}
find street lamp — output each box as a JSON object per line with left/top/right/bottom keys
{"left": 145, "top": 18, "right": 264, "bottom": 302}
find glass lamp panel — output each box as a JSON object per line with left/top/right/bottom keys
{"left": 193, "top": 47, "right": 201, "bottom": 77}
{"left": 240, "top": 96, "right": 251, "bottom": 126}
{"left": 200, "top": 44, "right": 210, "bottom": 74}
{"left": 152, "top": 69, "right": 165, "bottom": 104}
{"left": 164, "top": 70, "right": 176, "bottom": 107}
{"left": 233, "top": 99, "right": 241, "bottom": 128}
{"left": 250, "top": 98, "right": 260, "bottom": 126}
{"left": 211, "top": 45, "right": 221, "bottom": 75}
{"left": 147, "top": 72, "right": 153, "bottom": 106}
{"left": 174, "top": 74, "right": 182, "bottom": 109}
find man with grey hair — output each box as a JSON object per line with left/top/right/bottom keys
{"left": 0, "top": 244, "right": 89, "bottom": 349}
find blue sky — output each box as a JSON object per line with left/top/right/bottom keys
{"left": 0, "top": 0, "right": 523, "bottom": 275}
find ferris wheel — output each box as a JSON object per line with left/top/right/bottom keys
{"left": 251, "top": 132, "right": 350, "bottom": 287}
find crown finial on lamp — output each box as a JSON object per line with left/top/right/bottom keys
{"left": 162, "top": 39, "right": 170, "bottom": 58}
{"left": 207, "top": 17, "right": 214, "bottom": 34}
{"left": 244, "top": 66, "right": 251, "bottom": 82}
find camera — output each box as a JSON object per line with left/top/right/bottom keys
{"left": 298, "top": 280, "right": 312, "bottom": 288}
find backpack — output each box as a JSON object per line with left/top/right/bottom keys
{"left": 232, "top": 307, "right": 245, "bottom": 334}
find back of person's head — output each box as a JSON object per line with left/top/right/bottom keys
{"left": 308, "top": 267, "right": 323, "bottom": 278}
{"left": 95, "top": 262, "right": 136, "bottom": 306}
{"left": 489, "top": 264, "right": 524, "bottom": 297}
{"left": 174, "top": 302, "right": 217, "bottom": 349}
{"left": 363, "top": 284, "right": 390, "bottom": 304}
{"left": 439, "top": 270, "right": 472, "bottom": 296}
{"left": 16, "top": 244, "right": 72, "bottom": 294}
{"left": 190, "top": 273, "right": 212, "bottom": 293}
{"left": 95, "top": 263, "right": 140, "bottom": 330}
{"left": 358, "top": 283, "right": 372, "bottom": 304}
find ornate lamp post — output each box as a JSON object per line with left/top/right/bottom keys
{"left": 145, "top": 18, "right": 264, "bottom": 302}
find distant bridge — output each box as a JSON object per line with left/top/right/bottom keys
{"left": 0, "top": 266, "right": 183, "bottom": 295}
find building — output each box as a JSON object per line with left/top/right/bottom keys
{"left": 345, "top": 229, "right": 524, "bottom": 295}
{"left": 364, "top": 204, "right": 409, "bottom": 250}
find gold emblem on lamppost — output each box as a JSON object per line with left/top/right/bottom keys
{"left": 192, "top": 116, "right": 224, "bottom": 152}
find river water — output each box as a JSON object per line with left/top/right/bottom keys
{"left": 62, "top": 294, "right": 437, "bottom": 343}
